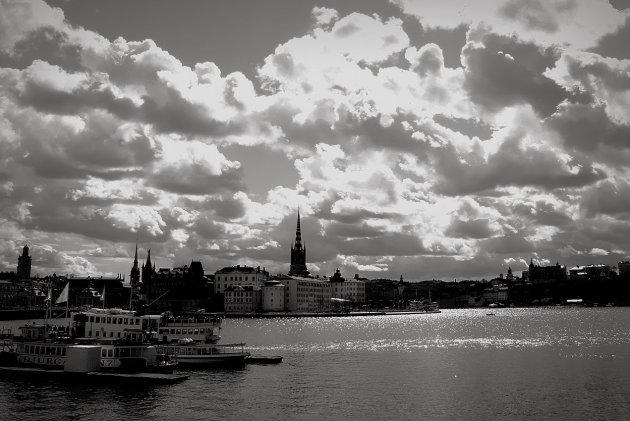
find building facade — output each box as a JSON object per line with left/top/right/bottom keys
{"left": 262, "top": 280, "right": 286, "bottom": 312}
{"left": 283, "top": 276, "right": 331, "bottom": 312}
{"left": 329, "top": 269, "right": 366, "bottom": 304}
{"left": 224, "top": 285, "right": 262, "bottom": 313}
{"left": 529, "top": 260, "right": 567, "bottom": 284}
{"left": 214, "top": 265, "right": 269, "bottom": 294}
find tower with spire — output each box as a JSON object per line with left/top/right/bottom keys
{"left": 130, "top": 243, "right": 140, "bottom": 287}
{"left": 17, "top": 245, "right": 32, "bottom": 279}
{"left": 289, "top": 210, "right": 309, "bottom": 277}
{"left": 142, "top": 249, "right": 155, "bottom": 284}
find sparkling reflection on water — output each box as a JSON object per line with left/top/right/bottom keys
{"left": 2, "top": 308, "right": 630, "bottom": 420}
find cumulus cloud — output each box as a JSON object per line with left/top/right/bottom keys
{"left": 391, "top": 0, "right": 629, "bottom": 49}
{"left": 1, "top": 0, "right": 629, "bottom": 280}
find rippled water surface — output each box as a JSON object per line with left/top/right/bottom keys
{"left": 2, "top": 308, "right": 630, "bottom": 420}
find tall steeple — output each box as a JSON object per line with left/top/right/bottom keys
{"left": 130, "top": 243, "right": 140, "bottom": 287}
{"left": 294, "top": 209, "right": 303, "bottom": 250}
{"left": 17, "top": 245, "right": 32, "bottom": 279}
{"left": 289, "top": 210, "right": 309, "bottom": 277}
{"left": 142, "top": 249, "right": 154, "bottom": 284}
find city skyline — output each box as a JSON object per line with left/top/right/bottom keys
{"left": 1, "top": 0, "right": 630, "bottom": 280}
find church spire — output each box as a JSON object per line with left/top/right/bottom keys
{"left": 130, "top": 243, "right": 140, "bottom": 286}
{"left": 294, "top": 209, "right": 303, "bottom": 251}
{"left": 289, "top": 209, "right": 309, "bottom": 277}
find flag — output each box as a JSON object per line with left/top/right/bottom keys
{"left": 100, "top": 285, "right": 106, "bottom": 301}
{"left": 55, "top": 282, "right": 69, "bottom": 304}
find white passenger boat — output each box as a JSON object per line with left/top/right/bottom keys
{"left": 1, "top": 323, "right": 176, "bottom": 374}
{"left": 156, "top": 342, "right": 249, "bottom": 366}
{"left": 71, "top": 308, "right": 247, "bottom": 366}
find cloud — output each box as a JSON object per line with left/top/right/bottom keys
{"left": 391, "top": 0, "right": 629, "bottom": 49}
{"left": 545, "top": 50, "right": 630, "bottom": 124}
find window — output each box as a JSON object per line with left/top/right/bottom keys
{"left": 96, "top": 317, "right": 101, "bottom": 323}
{"left": 117, "top": 332, "right": 121, "bottom": 338}
{"left": 124, "top": 318, "right": 128, "bottom": 325}
{"left": 107, "top": 317, "right": 111, "bottom": 324}
{"left": 89, "top": 316, "right": 94, "bottom": 323}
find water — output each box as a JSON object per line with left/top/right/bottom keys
{"left": 1, "top": 308, "right": 630, "bottom": 420}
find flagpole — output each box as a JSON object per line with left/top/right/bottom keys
{"left": 65, "top": 280, "right": 69, "bottom": 320}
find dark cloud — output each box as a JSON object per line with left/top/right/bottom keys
{"left": 591, "top": 17, "right": 630, "bottom": 59}
{"left": 434, "top": 135, "right": 606, "bottom": 195}
{"left": 499, "top": 0, "right": 568, "bottom": 32}
{"left": 324, "top": 221, "right": 384, "bottom": 239}
{"left": 445, "top": 218, "right": 494, "bottom": 239}
{"left": 511, "top": 201, "right": 573, "bottom": 227}
{"left": 337, "top": 232, "right": 426, "bottom": 256}
{"left": 479, "top": 235, "right": 535, "bottom": 255}
{"left": 462, "top": 41, "right": 569, "bottom": 116}
{"left": 151, "top": 164, "right": 245, "bottom": 196}
{"left": 433, "top": 114, "right": 493, "bottom": 140}
{"left": 580, "top": 180, "right": 630, "bottom": 218}
{"left": 0, "top": 26, "right": 83, "bottom": 71}
{"left": 547, "top": 103, "right": 630, "bottom": 167}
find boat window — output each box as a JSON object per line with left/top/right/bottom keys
{"left": 25, "top": 345, "right": 30, "bottom": 353}
{"left": 194, "top": 329, "right": 199, "bottom": 334}
{"left": 118, "top": 318, "right": 123, "bottom": 324}
{"left": 108, "top": 349, "right": 113, "bottom": 357}
{"left": 107, "top": 317, "right": 111, "bottom": 324}
{"left": 57, "top": 347, "right": 62, "bottom": 356}
{"left": 117, "top": 332, "right": 121, "bottom": 338}
{"left": 124, "top": 318, "right": 128, "bottom": 325}
{"left": 101, "top": 349, "right": 106, "bottom": 357}
{"left": 89, "top": 316, "right": 94, "bottom": 323}
{"left": 200, "top": 328, "right": 205, "bottom": 333}
{"left": 135, "top": 319, "right": 140, "bottom": 325}
{"left": 96, "top": 331, "right": 99, "bottom": 337}
{"left": 62, "top": 348, "right": 66, "bottom": 356}
{"left": 110, "top": 332, "right": 114, "bottom": 337}
{"left": 35, "top": 346, "right": 40, "bottom": 354}
{"left": 88, "top": 330, "right": 92, "bottom": 336}
{"left": 176, "top": 329, "right": 181, "bottom": 334}
{"left": 170, "top": 329, "right": 175, "bottom": 334}
{"left": 96, "top": 316, "right": 101, "bottom": 323}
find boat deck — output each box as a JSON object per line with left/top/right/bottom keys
{"left": 0, "top": 366, "right": 188, "bottom": 384}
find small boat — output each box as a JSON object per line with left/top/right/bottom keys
{"left": 486, "top": 312, "right": 495, "bottom": 316}
{"left": 245, "top": 355, "right": 283, "bottom": 364}
{"left": 156, "top": 343, "right": 249, "bottom": 366}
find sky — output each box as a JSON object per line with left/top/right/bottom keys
{"left": 1, "top": 0, "right": 630, "bottom": 281}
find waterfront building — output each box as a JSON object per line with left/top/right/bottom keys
{"left": 144, "top": 261, "right": 208, "bottom": 312}
{"left": 224, "top": 285, "right": 262, "bottom": 313}
{"left": 569, "top": 264, "right": 612, "bottom": 280}
{"left": 289, "top": 211, "right": 309, "bottom": 277}
{"left": 17, "top": 245, "right": 32, "bottom": 279}
{"left": 329, "top": 269, "right": 365, "bottom": 304}
{"left": 528, "top": 259, "right": 567, "bottom": 284}
{"left": 283, "top": 276, "right": 331, "bottom": 312}
{"left": 262, "top": 280, "right": 286, "bottom": 312}
{"left": 214, "top": 265, "right": 269, "bottom": 294}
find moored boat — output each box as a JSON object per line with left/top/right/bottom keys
{"left": 156, "top": 342, "right": 249, "bottom": 366}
